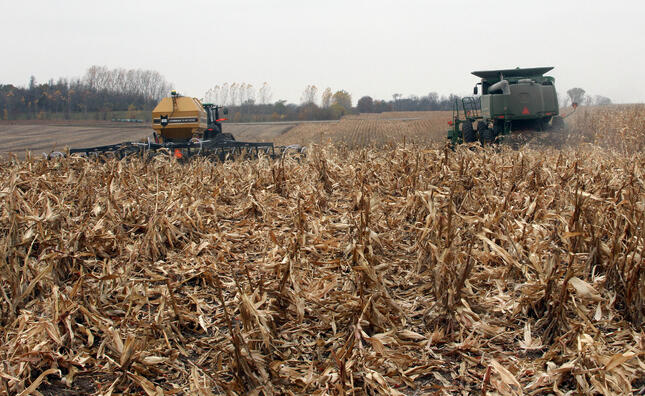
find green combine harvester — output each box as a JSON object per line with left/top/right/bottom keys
{"left": 447, "top": 67, "right": 577, "bottom": 145}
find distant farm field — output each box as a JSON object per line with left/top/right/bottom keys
{"left": 1, "top": 106, "right": 643, "bottom": 157}
{"left": 0, "top": 111, "right": 452, "bottom": 157}
{"left": 0, "top": 121, "right": 297, "bottom": 158}
{"left": 275, "top": 111, "right": 452, "bottom": 147}
{"left": 0, "top": 123, "right": 152, "bottom": 158}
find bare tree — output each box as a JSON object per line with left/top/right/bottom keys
{"left": 594, "top": 95, "right": 612, "bottom": 106}
{"left": 259, "top": 82, "right": 272, "bottom": 104}
{"left": 301, "top": 84, "right": 318, "bottom": 105}
{"left": 567, "top": 88, "right": 586, "bottom": 106}
{"left": 321, "top": 87, "right": 332, "bottom": 108}
{"left": 245, "top": 83, "right": 255, "bottom": 104}
{"left": 392, "top": 93, "right": 402, "bottom": 110}
{"left": 230, "top": 83, "right": 239, "bottom": 106}
{"left": 82, "top": 66, "right": 171, "bottom": 100}
{"left": 219, "top": 83, "right": 229, "bottom": 105}
{"left": 205, "top": 85, "right": 221, "bottom": 103}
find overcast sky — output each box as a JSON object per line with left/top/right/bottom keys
{"left": 2, "top": 0, "right": 644, "bottom": 104}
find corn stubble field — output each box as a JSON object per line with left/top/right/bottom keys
{"left": 274, "top": 111, "right": 451, "bottom": 148}
{"left": 1, "top": 105, "right": 644, "bottom": 395}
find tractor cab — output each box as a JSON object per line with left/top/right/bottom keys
{"left": 202, "top": 104, "right": 229, "bottom": 140}
{"left": 202, "top": 103, "right": 234, "bottom": 142}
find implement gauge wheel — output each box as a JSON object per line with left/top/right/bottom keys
{"left": 462, "top": 121, "right": 476, "bottom": 143}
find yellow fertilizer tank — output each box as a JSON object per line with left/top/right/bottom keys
{"left": 151, "top": 91, "right": 207, "bottom": 142}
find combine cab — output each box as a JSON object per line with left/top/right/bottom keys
{"left": 448, "top": 67, "right": 576, "bottom": 145}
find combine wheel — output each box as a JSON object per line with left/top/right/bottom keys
{"left": 551, "top": 116, "right": 565, "bottom": 131}
{"left": 541, "top": 116, "right": 553, "bottom": 131}
{"left": 493, "top": 121, "right": 504, "bottom": 138}
{"left": 481, "top": 128, "right": 494, "bottom": 145}
{"left": 477, "top": 121, "right": 493, "bottom": 144}
{"left": 462, "top": 121, "right": 476, "bottom": 143}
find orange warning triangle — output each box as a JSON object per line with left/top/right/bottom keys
{"left": 522, "top": 106, "right": 530, "bottom": 115}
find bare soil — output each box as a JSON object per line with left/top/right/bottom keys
{"left": 0, "top": 121, "right": 297, "bottom": 159}
{"left": 0, "top": 123, "right": 151, "bottom": 159}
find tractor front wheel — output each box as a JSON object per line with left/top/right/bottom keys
{"left": 462, "top": 121, "right": 476, "bottom": 143}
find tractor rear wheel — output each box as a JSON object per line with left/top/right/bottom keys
{"left": 552, "top": 116, "right": 565, "bottom": 131}
{"left": 462, "top": 121, "right": 476, "bottom": 143}
{"left": 217, "top": 133, "right": 235, "bottom": 142}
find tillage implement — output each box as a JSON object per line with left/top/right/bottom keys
{"left": 59, "top": 91, "right": 303, "bottom": 160}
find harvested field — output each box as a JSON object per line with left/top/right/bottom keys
{"left": 0, "top": 114, "right": 451, "bottom": 158}
{"left": 2, "top": 118, "right": 645, "bottom": 394}
{"left": 0, "top": 124, "right": 151, "bottom": 159}
{"left": 223, "top": 123, "right": 297, "bottom": 143}
{"left": 275, "top": 117, "right": 450, "bottom": 147}
{"left": 343, "top": 111, "right": 452, "bottom": 121}
{"left": 0, "top": 122, "right": 297, "bottom": 159}
{"left": 567, "top": 104, "right": 645, "bottom": 151}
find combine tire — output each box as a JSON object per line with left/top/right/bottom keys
{"left": 552, "top": 116, "right": 565, "bottom": 131}
{"left": 480, "top": 128, "right": 494, "bottom": 144}
{"left": 477, "top": 121, "right": 493, "bottom": 145}
{"left": 493, "top": 121, "right": 504, "bottom": 138}
{"left": 462, "top": 121, "right": 476, "bottom": 143}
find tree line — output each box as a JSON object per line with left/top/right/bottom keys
{"left": 0, "top": 66, "right": 172, "bottom": 120}
{"left": 202, "top": 82, "right": 467, "bottom": 122}
{"left": 564, "top": 88, "right": 612, "bottom": 107}
{"left": 1, "top": 67, "right": 612, "bottom": 123}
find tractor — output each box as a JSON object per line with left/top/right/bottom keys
{"left": 447, "top": 67, "right": 576, "bottom": 145}
{"left": 61, "top": 91, "right": 305, "bottom": 159}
